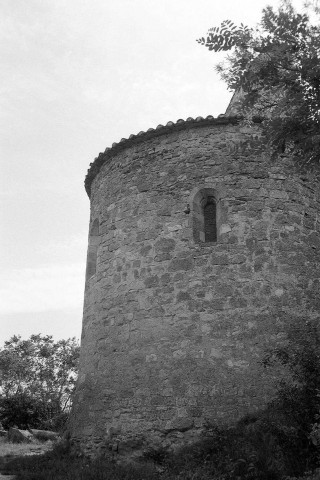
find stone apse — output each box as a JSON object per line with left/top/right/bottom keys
{"left": 69, "top": 115, "right": 320, "bottom": 455}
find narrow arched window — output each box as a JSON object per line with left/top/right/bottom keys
{"left": 191, "top": 187, "right": 219, "bottom": 244}
{"left": 86, "top": 218, "right": 100, "bottom": 280}
{"left": 204, "top": 197, "right": 217, "bottom": 242}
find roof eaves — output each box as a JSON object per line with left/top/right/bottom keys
{"left": 85, "top": 114, "right": 241, "bottom": 197}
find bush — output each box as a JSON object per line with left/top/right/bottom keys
{"left": 42, "top": 412, "right": 69, "bottom": 433}
{"left": 144, "top": 317, "right": 320, "bottom": 479}
{"left": 2, "top": 441, "right": 160, "bottom": 480}
{"left": 262, "top": 317, "right": 320, "bottom": 473}
{"left": 0, "top": 393, "right": 48, "bottom": 430}
{"left": 0, "top": 334, "right": 79, "bottom": 432}
{"left": 2, "top": 318, "right": 319, "bottom": 479}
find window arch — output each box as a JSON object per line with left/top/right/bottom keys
{"left": 190, "top": 187, "right": 220, "bottom": 244}
{"left": 85, "top": 218, "right": 100, "bottom": 280}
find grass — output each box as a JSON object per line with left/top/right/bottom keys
{"left": 0, "top": 439, "right": 159, "bottom": 480}
{"left": 0, "top": 414, "right": 319, "bottom": 480}
{"left": 0, "top": 437, "right": 52, "bottom": 457}
{"left": 2, "top": 318, "right": 320, "bottom": 479}
{"left": 1, "top": 433, "right": 319, "bottom": 480}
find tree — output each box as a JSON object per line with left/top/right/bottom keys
{"left": 262, "top": 317, "right": 320, "bottom": 472}
{"left": 0, "top": 334, "right": 79, "bottom": 430}
{"left": 197, "top": 0, "right": 320, "bottom": 165}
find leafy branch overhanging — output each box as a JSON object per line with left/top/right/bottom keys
{"left": 197, "top": 1, "right": 320, "bottom": 165}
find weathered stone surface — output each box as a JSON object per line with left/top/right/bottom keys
{"left": 29, "top": 429, "right": 59, "bottom": 441}
{"left": 8, "top": 428, "right": 33, "bottom": 443}
{"left": 164, "top": 417, "right": 194, "bottom": 433}
{"left": 70, "top": 119, "right": 320, "bottom": 456}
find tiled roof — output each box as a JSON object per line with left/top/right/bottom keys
{"left": 85, "top": 114, "right": 241, "bottom": 196}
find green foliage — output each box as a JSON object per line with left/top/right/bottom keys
{"left": 0, "top": 393, "right": 48, "bottom": 430}
{"left": 197, "top": 20, "right": 251, "bottom": 52}
{"left": 2, "top": 412, "right": 319, "bottom": 480}
{"left": 262, "top": 317, "right": 320, "bottom": 472}
{"left": 2, "top": 318, "right": 319, "bottom": 478}
{"left": 2, "top": 441, "right": 159, "bottom": 480}
{"left": 144, "top": 413, "right": 318, "bottom": 479}
{"left": 0, "top": 334, "right": 79, "bottom": 430}
{"left": 197, "top": 1, "right": 320, "bottom": 165}
{"left": 144, "top": 317, "right": 320, "bottom": 479}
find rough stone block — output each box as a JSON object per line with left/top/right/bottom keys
{"left": 8, "top": 428, "right": 34, "bottom": 443}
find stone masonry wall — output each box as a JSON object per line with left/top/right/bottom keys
{"left": 70, "top": 119, "right": 320, "bottom": 455}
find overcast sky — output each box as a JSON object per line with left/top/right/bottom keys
{"left": 0, "top": 0, "right": 308, "bottom": 347}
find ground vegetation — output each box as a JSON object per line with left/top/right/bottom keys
{"left": 2, "top": 317, "right": 320, "bottom": 478}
